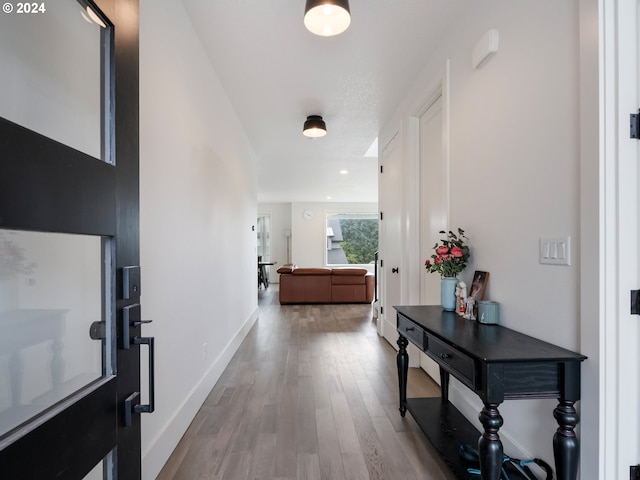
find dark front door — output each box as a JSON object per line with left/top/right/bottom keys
{"left": 0, "top": 0, "right": 142, "bottom": 478}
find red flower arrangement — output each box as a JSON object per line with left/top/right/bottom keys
{"left": 424, "top": 228, "right": 470, "bottom": 278}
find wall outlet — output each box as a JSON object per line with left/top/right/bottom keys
{"left": 539, "top": 236, "right": 571, "bottom": 265}
{"left": 202, "top": 342, "right": 208, "bottom": 361}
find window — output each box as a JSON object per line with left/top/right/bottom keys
{"left": 326, "top": 213, "right": 378, "bottom": 266}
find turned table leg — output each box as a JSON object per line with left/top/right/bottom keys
{"left": 553, "top": 399, "right": 580, "bottom": 480}
{"left": 478, "top": 402, "right": 504, "bottom": 480}
{"left": 397, "top": 335, "right": 408, "bottom": 417}
{"left": 439, "top": 367, "right": 449, "bottom": 402}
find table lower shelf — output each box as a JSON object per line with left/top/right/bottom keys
{"left": 406, "top": 398, "right": 532, "bottom": 480}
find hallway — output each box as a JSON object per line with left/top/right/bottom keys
{"left": 157, "top": 288, "right": 452, "bottom": 479}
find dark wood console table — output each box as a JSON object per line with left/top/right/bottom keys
{"left": 395, "top": 305, "right": 586, "bottom": 480}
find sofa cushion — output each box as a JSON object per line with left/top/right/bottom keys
{"left": 292, "top": 267, "right": 332, "bottom": 275}
{"left": 331, "top": 267, "right": 368, "bottom": 276}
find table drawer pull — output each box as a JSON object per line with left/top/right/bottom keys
{"left": 397, "top": 315, "right": 425, "bottom": 350}
{"left": 428, "top": 335, "right": 477, "bottom": 389}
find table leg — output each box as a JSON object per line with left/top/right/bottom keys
{"left": 553, "top": 399, "right": 580, "bottom": 480}
{"left": 258, "top": 265, "right": 267, "bottom": 289}
{"left": 397, "top": 334, "right": 408, "bottom": 417}
{"left": 478, "top": 402, "right": 503, "bottom": 480}
{"left": 439, "top": 367, "right": 449, "bottom": 402}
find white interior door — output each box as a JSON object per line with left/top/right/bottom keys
{"left": 379, "top": 134, "right": 403, "bottom": 344}
{"left": 591, "top": 0, "right": 640, "bottom": 477}
{"left": 615, "top": 0, "right": 640, "bottom": 473}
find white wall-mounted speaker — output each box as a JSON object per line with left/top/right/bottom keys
{"left": 472, "top": 29, "right": 499, "bottom": 69}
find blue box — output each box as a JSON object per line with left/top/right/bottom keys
{"left": 478, "top": 301, "right": 499, "bottom": 324}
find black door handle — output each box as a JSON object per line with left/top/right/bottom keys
{"left": 124, "top": 335, "right": 155, "bottom": 427}
{"left": 134, "top": 336, "right": 155, "bottom": 415}
{"left": 122, "top": 304, "right": 155, "bottom": 426}
{"left": 392, "top": 267, "right": 399, "bottom": 273}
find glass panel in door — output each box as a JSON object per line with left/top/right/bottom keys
{"left": 0, "top": 0, "right": 112, "bottom": 161}
{"left": 82, "top": 448, "right": 116, "bottom": 480}
{"left": 0, "top": 229, "right": 111, "bottom": 437}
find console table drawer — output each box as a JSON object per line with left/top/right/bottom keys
{"left": 427, "top": 335, "right": 477, "bottom": 389}
{"left": 397, "top": 314, "right": 425, "bottom": 350}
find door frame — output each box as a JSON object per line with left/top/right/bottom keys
{"left": 407, "top": 60, "right": 451, "bottom": 307}
{"left": 580, "top": 0, "right": 640, "bottom": 477}
{"left": 378, "top": 132, "right": 401, "bottom": 342}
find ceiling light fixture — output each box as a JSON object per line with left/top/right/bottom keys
{"left": 80, "top": 4, "right": 107, "bottom": 28}
{"left": 303, "top": 115, "right": 327, "bottom": 138}
{"left": 304, "top": 0, "right": 351, "bottom": 37}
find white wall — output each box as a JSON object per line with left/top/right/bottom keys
{"left": 380, "top": 0, "right": 583, "bottom": 467}
{"left": 290, "top": 202, "right": 378, "bottom": 269}
{"left": 139, "top": 1, "right": 258, "bottom": 478}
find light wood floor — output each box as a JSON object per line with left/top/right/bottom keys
{"left": 157, "top": 287, "right": 455, "bottom": 480}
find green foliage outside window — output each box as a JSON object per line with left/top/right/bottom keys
{"left": 340, "top": 219, "right": 378, "bottom": 264}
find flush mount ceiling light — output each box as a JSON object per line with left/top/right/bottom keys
{"left": 304, "top": 0, "right": 351, "bottom": 37}
{"left": 303, "top": 115, "right": 327, "bottom": 138}
{"left": 79, "top": 1, "right": 107, "bottom": 28}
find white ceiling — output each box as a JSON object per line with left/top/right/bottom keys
{"left": 182, "top": 0, "right": 465, "bottom": 203}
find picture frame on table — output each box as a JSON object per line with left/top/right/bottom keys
{"left": 469, "top": 271, "right": 489, "bottom": 300}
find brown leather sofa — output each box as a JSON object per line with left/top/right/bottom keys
{"left": 277, "top": 264, "right": 374, "bottom": 304}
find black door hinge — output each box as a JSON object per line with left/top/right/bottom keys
{"left": 631, "top": 110, "right": 640, "bottom": 139}
{"left": 380, "top": 306, "right": 384, "bottom": 314}
{"left": 630, "top": 465, "right": 640, "bottom": 479}
{"left": 631, "top": 290, "right": 640, "bottom": 315}
{"left": 380, "top": 211, "right": 383, "bottom": 221}
{"left": 380, "top": 259, "right": 384, "bottom": 267}
{"left": 380, "top": 165, "right": 384, "bottom": 174}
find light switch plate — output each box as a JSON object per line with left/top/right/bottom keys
{"left": 540, "top": 237, "right": 571, "bottom": 265}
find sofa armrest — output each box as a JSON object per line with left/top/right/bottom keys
{"left": 277, "top": 264, "right": 296, "bottom": 274}
{"left": 365, "top": 274, "right": 375, "bottom": 302}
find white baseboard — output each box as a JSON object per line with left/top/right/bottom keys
{"left": 382, "top": 315, "right": 397, "bottom": 347}
{"left": 141, "top": 308, "right": 259, "bottom": 480}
